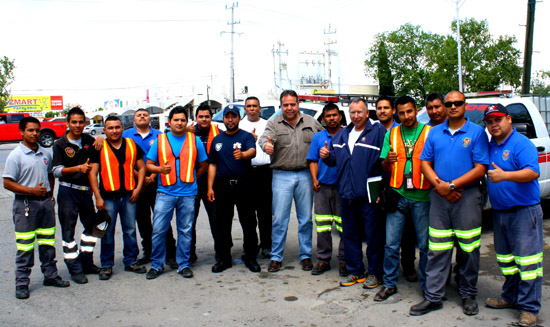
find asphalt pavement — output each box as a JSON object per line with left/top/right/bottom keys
{"left": 0, "top": 143, "right": 548, "bottom": 327}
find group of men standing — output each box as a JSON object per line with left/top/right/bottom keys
{"left": 4, "top": 89, "right": 543, "bottom": 327}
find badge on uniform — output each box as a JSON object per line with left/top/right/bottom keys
{"left": 43, "top": 157, "right": 48, "bottom": 165}
{"left": 149, "top": 139, "right": 154, "bottom": 146}
{"left": 462, "top": 137, "right": 471, "bottom": 148}
{"left": 65, "top": 147, "right": 75, "bottom": 158}
{"left": 502, "top": 150, "right": 510, "bottom": 161}
{"left": 233, "top": 142, "right": 242, "bottom": 150}
{"left": 404, "top": 173, "right": 415, "bottom": 191}
{"left": 215, "top": 143, "right": 223, "bottom": 151}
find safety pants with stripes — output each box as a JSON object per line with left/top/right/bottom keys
{"left": 493, "top": 204, "right": 543, "bottom": 315}
{"left": 314, "top": 184, "right": 344, "bottom": 264}
{"left": 13, "top": 198, "right": 59, "bottom": 287}
{"left": 57, "top": 186, "right": 97, "bottom": 275}
{"left": 424, "top": 187, "right": 483, "bottom": 302}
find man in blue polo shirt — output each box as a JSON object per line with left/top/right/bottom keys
{"left": 307, "top": 103, "right": 346, "bottom": 276}
{"left": 483, "top": 104, "right": 543, "bottom": 327}
{"left": 410, "top": 90, "right": 489, "bottom": 316}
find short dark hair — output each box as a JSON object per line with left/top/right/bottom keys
{"left": 195, "top": 104, "right": 212, "bottom": 117}
{"left": 375, "top": 96, "right": 394, "bottom": 109}
{"left": 322, "top": 102, "right": 340, "bottom": 117}
{"left": 279, "top": 90, "right": 299, "bottom": 103}
{"left": 19, "top": 116, "right": 40, "bottom": 131}
{"left": 245, "top": 96, "right": 260, "bottom": 106}
{"left": 395, "top": 96, "right": 416, "bottom": 109}
{"left": 426, "top": 93, "right": 444, "bottom": 104}
{"left": 169, "top": 106, "right": 188, "bottom": 120}
{"left": 105, "top": 116, "right": 122, "bottom": 125}
{"left": 66, "top": 107, "right": 86, "bottom": 122}
{"left": 134, "top": 108, "right": 149, "bottom": 117}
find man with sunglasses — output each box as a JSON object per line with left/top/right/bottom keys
{"left": 410, "top": 91, "right": 489, "bottom": 316}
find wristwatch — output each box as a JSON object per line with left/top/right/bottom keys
{"left": 449, "top": 181, "right": 456, "bottom": 191}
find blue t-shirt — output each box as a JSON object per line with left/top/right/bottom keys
{"left": 307, "top": 129, "right": 338, "bottom": 185}
{"left": 147, "top": 132, "right": 207, "bottom": 196}
{"left": 208, "top": 129, "right": 255, "bottom": 179}
{"left": 487, "top": 129, "right": 540, "bottom": 210}
{"left": 123, "top": 126, "right": 162, "bottom": 162}
{"left": 420, "top": 118, "right": 489, "bottom": 184}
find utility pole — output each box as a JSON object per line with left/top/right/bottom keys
{"left": 221, "top": 2, "right": 241, "bottom": 102}
{"left": 271, "top": 41, "right": 288, "bottom": 92}
{"left": 522, "top": 0, "right": 536, "bottom": 95}
{"left": 454, "top": 0, "right": 465, "bottom": 92}
{"left": 324, "top": 24, "right": 337, "bottom": 89}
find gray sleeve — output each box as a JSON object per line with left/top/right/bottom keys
{"left": 2, "top": 151, "right": 20, "bottom": 180}
{"left": 52, "top": 165, "right": 65, "bottom": 178}
{"left": 258, "top": 120, "right": 277, "bottom": 150}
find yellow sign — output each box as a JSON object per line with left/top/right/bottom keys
{"left": 6, "top": 96, "right": 63, "bottom": 112}
{"left": 312, "top": 89, "right": 336, "bottom": 95}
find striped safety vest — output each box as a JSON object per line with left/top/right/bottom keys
{"left": 205, "top": 124, "right": 220, "bottom": 154}
{"left": 158, "top": 132, "right": 197, "bottom": 186}
{"left": 100, "top": 138, "right": 137, "bottom": 191}
{"left": 389, "top": 124, "right": 431, "bottom": 190}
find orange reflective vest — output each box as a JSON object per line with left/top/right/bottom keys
{"left": 100, "top": 138, "right": 137, "bottom": 192}
{"left": 389, "top": 125, "right": 432, "bottom": 190}
{"left": 158, "top": 133, "right": 197, "bottom": 186}
{"left": 205, "top": 124, "right": 220, "bottom": 154}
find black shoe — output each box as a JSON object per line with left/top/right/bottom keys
{"left": 82, "top": 264, "right": 100, "bottom": 275}
{"left": 404, "top": 270, "right": 419, "bottom": 282}
{"left": 124, "top": 263, "right": 147, "bottom": 274}
{"left": 190, "top": 253, "right": 198, "bottom": 264}
{"left": 71, "top": 273, "right": 88, "bottom": 284}
{"left": 462, "top": 296, "right": 479, "bottom": 316}
{"left": 179, "top": 267, "right": 193, "bottom": 278}
{"left": 15, "top": 285, "right": 29, "bottom": 299}
{"left": 146, "top": 268, "right": 162, "bottom": 280}
{"left": 136, "top": 255, "right": 151, "bottom": 265}
{"left": 243, "top": 257, "right": 261, "bottom": 273}
{"left": 410, "top": 299, "right": 443, "bottom": 316}
{"left": 99, "top": 267, "right": 113, "bottom": 281}
{"left": 338, "top": 263, "right": 349, "bottom": 277}
{"left": 260, "top": 248, "right": 270, "bottom": 259}
{"left": 212, "top": 260, "right": 232, "bottom": 273}
{"left": 374, "top": 286, "right": 397, "bottom": 302}
{"left": 166, "top": 258, "right": 178, "bottom": 270}
{"left": 43, "top": 276, "right": 70, "bottom": 288}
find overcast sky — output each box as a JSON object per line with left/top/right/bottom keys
{"left": 1, "top": 0, "right": 548, "bottom": 109}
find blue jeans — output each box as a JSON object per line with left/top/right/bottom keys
{"left": 383, "top": 197, "right": 430, "bottom": 289}
{"left": 271, "top": 169, "right": 313, "bottom": 261}
{"left": 150, "top": 192, "right": 195, "bottom": 271}
{"left": 101, "top": 194, "right": 139, "bottom": 268}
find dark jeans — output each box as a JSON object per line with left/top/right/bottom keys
{"left": 192, "top": 177, "right": 216, "bottom": 258}
{"left": 249, "top": 165, "right": 272, "bottom": 250}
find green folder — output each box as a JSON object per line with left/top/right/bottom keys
{"left": 367, "top": 176, "right": 383, "bottom": 203}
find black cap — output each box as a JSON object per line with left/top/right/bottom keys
{"left": 91, "top": 209, "right": 112, "bottom": 238}
{"left": 483, "top": 104, "right": 508, "bottom": 121}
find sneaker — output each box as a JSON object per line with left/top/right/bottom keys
{"left": 339, "top": 263, "right": 349, "bottom": 277}
{"left": 43, "top": 276, "right": 70, "bottom": 287}
{"left": 301, "top": 258, "right": 313, "bottom": 271}
{"left": 311, "top": 261, "right": 331, "bottom": 275}
{"left": 340, "top": 273, "right": 366, "bottom": 287}
{"left": 124, "top": 263, "right": 147, "bottom": 274}
{"left": 362, "top": 275, "right": 380, "bottom": 289}
{"left": 146, "top": 268, "right": 162, "bottom": 280}
{"left": 260, "top": 248, "right": 271, "bottom": 259}
{"left": 15, "top": 285, "right": 29, "bottom": 299}
{"left": 71, "top": 273, "right": 88, "bottom": 284}
{"left": 99, "top": 267, "right": 113, "bottom": 281}
{"left": 179, "top": 267, "right": 193, "bottom": 278}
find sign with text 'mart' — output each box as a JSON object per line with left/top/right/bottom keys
{"left": 6, "top": 96, "right": 64, "bottom": 112}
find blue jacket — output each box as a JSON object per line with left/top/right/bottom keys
{"left": 323, "top": 121, "right": 386, "bottom": 200}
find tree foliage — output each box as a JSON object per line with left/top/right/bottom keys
{"left": 0, "top": 56, "right": 16, "bottom": 112}
{"left": 365, "top": 19, "right": 522, "bottom": 103}
{"left": 531, "top": 70, "right": 550, "bottom": 95}
{"left": 376, "top": 41, "right": 395, "bottom": 97}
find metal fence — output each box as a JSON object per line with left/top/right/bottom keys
{"left": 521, "top": 95, "right": 550, "bottom": 132}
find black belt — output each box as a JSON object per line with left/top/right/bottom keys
{"left": 251, "top": 164, "right": 270, "bottom": 169}
{"left": 496, "top": 203, "right": 539, "bottom": 214}
{"left": 15, "top": 192, "right": 52, "bottom": 201}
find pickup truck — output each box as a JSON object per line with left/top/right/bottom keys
{"left": 418, "top": 96, "right": 550, "bottom": 206}
{"left": 0, "top": 113, "right": 67, "bottom": 147}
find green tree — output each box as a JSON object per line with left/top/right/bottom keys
{"left": 0, "top": 56, "right": 16, "bottom": 112}
{"left": 376, "top": 41, "right": 395, "bottom": 97}
{"left": 531, "top": 70, "right": 550, "bottom": 94}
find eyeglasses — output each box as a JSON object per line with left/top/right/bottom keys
{"left": 444, "top": 101, "right": 465, "bottom": 108}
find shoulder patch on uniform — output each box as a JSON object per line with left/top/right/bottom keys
{"left": 462, "top": 137, "right": 471, "bottom": 148}
{"left": 502, "top": 150, "right": 510, "bottom": 161}
{"left": 65, "top": 147, "right": 75, "bottom": 158}
{"left": 43, "top": 157, "right": 48, "bottom": 165}
{"left": 149, "top": 139, "right": 154, "bottom": 146}
{"left": 215, "top": 143, "right": 222, "bottom": 151}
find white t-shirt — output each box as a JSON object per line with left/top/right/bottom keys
{"left": 348, "top": 128, "right": 364, "bottom": 154}
{"left": 239, "top": 117, "right": 271, "bottom": 166}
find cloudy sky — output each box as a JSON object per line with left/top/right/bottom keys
{"left": 1, "top": 0, "right": 548, "bottom": 109}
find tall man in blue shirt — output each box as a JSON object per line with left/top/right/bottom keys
{"left": 122, "top": 108, "right": 177, "bottom": 267}
{"left": 411, "top": 90, "right": 489, "bottom": 316}
{"left": 307, "top": 103, "right": 346, "bottom": 276}
{"left": 483, "top": 104, "right": 543, "bottom": 327}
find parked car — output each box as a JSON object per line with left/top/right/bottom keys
{"left": 84, "top": 123, "right": 104, "bottom": 135}
{"left": 0, "top": 113, "right": 67, "bottom": 147}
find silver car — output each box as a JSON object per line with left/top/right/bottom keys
{"left": 84, "top": 123, "right": 104, "bottom": 135}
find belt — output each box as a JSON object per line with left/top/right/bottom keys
{"left": 15, "top": 192, "right": 52, "bottom": 201}
{"left": 495, "top": 203, "right": 539, "bottom": 214}
{"left": 251, "top": 164, "right": 270, "bottom": 169}
{"left": 59, "top": 181, "right": 91, "bottom": 191}
{"left": 216, "top": 178, "right": 245, "bottom": 185}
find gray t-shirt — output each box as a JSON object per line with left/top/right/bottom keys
{"left": 2, "top": 143, "right": 53, "bottom": 194}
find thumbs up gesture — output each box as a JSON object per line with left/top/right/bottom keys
{"left": 251, "top": 128, "right": 257, "bottom": 141}
{"left": 264, "top": 136, "right": 274, "bottom": 155}
{"left": 31, "top": 181, "right": 47, "bottom": 197}
{"left": 320, "top": 141, "right": 330, "bottom": 158}
{"left": 233, "top": 143, "right": 243, "bottom": 160}
{"left": 488, "top": 162, "right": 507, "bottom": 183}
{"left": 80, "top": 158, "right": 92, "bottom": 174}
{"left": 159, "top": 160, "right": 171, "bottom": 174}
{"left": 387, "top": 146, "right": 397, "bottom": 164}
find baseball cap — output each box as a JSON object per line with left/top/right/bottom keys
{"left": 483, "top": 104, "right": 508, "bottom": 121}
{"left": 223, "top": 105, "right": 240, "bottom": 116}
{"left": 91, "top": 209, "right": 112, "bottom": 238}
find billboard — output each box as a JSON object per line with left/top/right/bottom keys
{"left": 6, "top": 96, "right": 64, "bottom": 112}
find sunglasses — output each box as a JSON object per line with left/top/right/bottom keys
{"left": 444, "top": 101, "right": 465, "bottom": 108}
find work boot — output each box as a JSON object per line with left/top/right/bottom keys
{"left": 15, "top": 285, "right": 29, "bottom": 299}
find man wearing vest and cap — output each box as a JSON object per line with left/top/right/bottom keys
{"left": 52, "top": 107, "right": 104, "bottom": 285}
{"left": 483, "top": 104, "right": 543, "bottom": 327}
{"left": 146, "top": 106, "right": 208, "bottom": 279}
{"left": 207, "top": 105, "right": 260, "bottom": 273}
{"left": 89, "top": 116, "right": 147, "bottom": 280}
{"left": 187, "top": 103, "right": 219, "bottom": 263}
{"left": 377, "top": 96, "right": 431, "bottom": 301}
{"left": 4, "top": 117, "right": 70, "bottom": 299}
